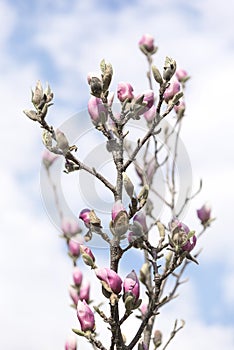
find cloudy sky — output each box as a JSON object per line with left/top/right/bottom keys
{"left": 1, "top": 0, "right": 234, "bottom": 349}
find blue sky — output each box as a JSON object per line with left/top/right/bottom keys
{"left": 1, "top": 0, "right": 234, "bottom": 349}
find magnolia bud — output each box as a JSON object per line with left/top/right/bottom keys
{"left": 197, "top": 203, "right": 211, "bottom": 224}
{"left": 138, "top": 34, "right": 157, "bottom": 55}
{"left": 65, "top": 334, "right": 77, "bottom": 350}
{"left": 69, "top": 286, "right": 79, "bottom": 306}
{"left": 80, "top": 245, "right": 96, "bottom": 268}
{"left": 95, "top": 267, "right": 122, "bottom": 295}
{"left": 176, "top": 69, "right": 190, "bottom": 83}
{"left": 73, "top": 267, "right": 83, "bottom": 287}
{"left": 123, "top": 172, "right": 134, "bottom": 198}
{"left": 77, "top": 300, "right": 95, "bottom": 332}
{"left": 68, "top": 239, "right": 80, "bottom": 258}
{"left": 79, "top": 208, "right": 91, "bottom": 228}
{"left": 88, "top": 96, "right": 108, "bottom": 126}
{"left": 42, "top": 149, "right": 59, "bottom": 169}
{"left": 163, "top": 56, "right": 177, "bottom": 81}
{"left": 89, "top": 76, "right": 103, "bottom": 98}
{"left": 123, "top": 270, "right": 140, "bottom": 310}
{"left": 152, "top": 65, "right": 163, "bottom": 84}
{"left": 144, "top": 105, "right": 156, "bottom": 123}
{"left": 163, "top": 80, "right": 181, "bottom": 102}
{"left": 62, "top": 218, "right": 82, "bottom": 238}
{"left": 117, "top": 82, "right": 134, "bottom": 102}
{"left": 55, "top": 129, "right": 69, "bottom": 154}
{"left": 79, "top": 281, "right": 90, "bottom": 302}
{"left": 153, "top": 330, "right": 162, "bottom": 348}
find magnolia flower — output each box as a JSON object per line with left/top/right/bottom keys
{"left": 88, "top": 96, "right": 108, "bottom": 126}
{"left": 163, "top": 80, "right": 181, "bottom": 102}
{"left": 62, "top": 218, "right": 81, "bottom": 238}
{"left": 117, "top": 82, "right": 134, "bottom": 102}
{"left": 73, "top": 266, "right": 83, "bottom": 287}
{"left": 80, "top": 245, "right": 96, "bottom": 268}
{"left": 111, "top": 200, "right": 125, "bottom": 221}
{"left": 142, "top": 90, "right": 154, "bottom": 109}
{"left": 140, "top": 302, "right": 148, "bottom": 316}
{"left": 133, "top": 212, "right": 148, "bottom": 234}
{"left": 65, "top": 334, "right": 77, "bottom": 350}
{"left": 170, "top": 218, "right": 196, "bottom": 252}
{"left": 69, "top": 286, "right": 79, "bottom": 306}
{"left": 77, "top": 300, "right": 95, "bottom": 332}
{"left": 42, "top": 149, "right": 59, "bottom": 169}
{"left": 68, "top": 239, "right": 81, "bottom": 257}
{"left": 144, "top": 105, "right": 156, "bottom": 123}
{"left": 176, "top": 69, "right": 189, "bottom": 82}
{"left": 79, "top": 209, "right": 91, "bottom": 228}
{"left": 138, "top": 34, "right": 155, "bottom": 52}
{"left": 174, "top": 100, "right": 185, "bottom": 118}
{"left": 123, "top": 270, "right": 140, "bottom": 302}
{"left": 197, "top": 203, "right": 211, "bottom": 224}
{"left": 79, "top": 281, "right": 90, "bottom": 302}
{"left": 95, "top": 267, "right": 122, "bottom": 295}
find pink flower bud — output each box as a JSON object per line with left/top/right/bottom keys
{"left": 142, "top": 90, "right": 154, "bottom": 109}
{"left": 123, "top": 270, "right": 140, "bottom": 301}
{"left": 144, "top": 105, "right": 156, "bottom": 123}
{"left": 174, "top": 100, "right": 185, "bottom": 116}
{"left": 95, "top": 267, "right": 122, "bottom": 295}
{"left": 79, "top": 209, "right": 91, "bottom": 228}
{"left": 163, "top": 80, "right": 181, "bottom": 102}
{"left": 176, "top": 69, "right": 188, "bottom": 82}
{"left": 73, "top": 267, "right": 83, "bottom": 287}
{"left": 79, "top": 281, "right": 90, "bottom": 302}
{"left": 140, "top": 302, "right": 148, "bottom": 316}
{"left": 182, "top": 235, "right": 197, "bottom": 252}
{"left": 62, "top": 218, "right": 81, "bottom": 238}
{"left": 88, "top": 96, "right": 108, "bottom": 126}
{"left": 77, "top": 300, "right": 95, "bottom": 332}
{"left": 68, "top": 239, "right": 80, "bottom": 257}
{"left": 117, "top": 82, "right": 134, "bottom": 102}
{"left": 42, "top": 149, "right": 59, "bottom": 168}
{"left": 170, "top": 219, "right": 197, "bottom": 252}
{"left": 197, "top": 203, "right": 211, "bottom": 224}
{"left": 69, "top": 286, "right": 79, "bottom": 305}
{"left": 133, "top": 212, "right": 148, "bottom": 233}
{"left": 112, "top": 200, "right": 125, "bottom": 221}
{"left": 80, "top": 245, "right": 96, "bottom": 267}
{"left": 138, "top": 34, "right": 155, "bottom": 52}
{"left": 65, "top": 334, "right": 77, "bottom": 350}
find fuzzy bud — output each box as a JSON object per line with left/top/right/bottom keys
{"left": 153, "top": 330, "right": 162, "bottom": 348}
{"left": 163, "top": 57, "right": 177, "bottom": 81}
